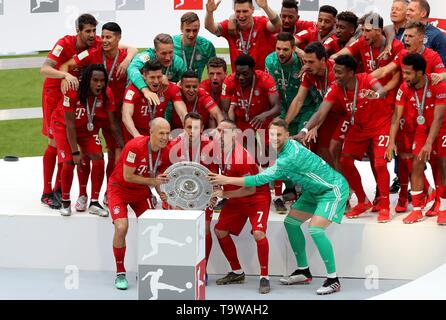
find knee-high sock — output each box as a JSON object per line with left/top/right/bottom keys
{"left": 113, "top": 246, "right": 126, "bottom": 274}
{"left": 256, "top": 237, "right": 269, "bottom": 277}
{"left": 308, "top": 226, "right": 336, "bottom": 275}
{"left": 373, "top": 157, "right": 390, "bottom": 210}
{"left": 340, "top": 156, "right": 367, "bottom": 203}
{"left": 429, "top": 159, "right": 440, "bottom": 201}
{"left": 369, "top": 152, "right": 379, "bottom": 198}
{"left": 91, "top": 159, "right": 105, "bottom": 202}
{"left": 274, "top": 180, "right": 283, "bottom": 197}
{"left": 61, "top": 163, "right": 75, "bottom": 201}
{"left": 398, "top": 158, "right": 410, "bottom": 201}
{"left": 217, "top": 235, "right": 241, "bottom": 271}
{"left": 205, "top": 232, "right": 213, "bottom": 268}
{"left": 77, "top": 157, "right": 90, "bottom": 197}
{"left": 54, "top": 162, "right": 63, "bottom": 192}
{"left": 43, "top": 145, "right": 57, "bottom": 194}
{"left": 284, "top": 216, "right": 308, "bottom": 268}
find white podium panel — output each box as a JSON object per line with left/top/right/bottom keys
{"left": 137, "top": 210, "right": 205, "bottom": 300}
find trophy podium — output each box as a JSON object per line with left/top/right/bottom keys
{"left": 137, "top": 162, "right": 212, "bottom": 300}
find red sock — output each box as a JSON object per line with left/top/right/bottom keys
{"left": 369, "top": 152, "right": 379, "bottom": 197}
{"left": 217, "top": 235, "right": 241, "bottom": 271}
{"left": 412, "top": 192, "right": 425, "bottom": 208}
{"left": 61, "top": 163, "right": 75, "bottom": 201}
{"left": 77, "top": 157, "right": 90, "bottom": 197}
{"left": 113, "top": 246, "right": 126, "bottom": 273}
{"left": 274, "top": 180, "right": 282, "bottom": 197}
{"left": 106, "top": 152, "right": 115, "bottom": 180}
{"left": 53, "top": 162, "right": 63, "bottom": 192}
{"left": 43, "top": 145, "right": 57, "bottom": 194}
{"left": 91, "top": 159, "right": 105, "bottom": 201}
{"left": 429, "top": 159, "right": 440, "bottom": 201}
{"left": 399, "top": 158, "right": 410, "bottom": 201}
{"left": 374, "top": 157, "right": 390, "bottom": 210}
{"left": 256, "top": 237, "right": 269, "bottom": 277}
{"left": 205, "top": 232, "right": 213, "bottom": 268}
{"left": 340, "top": 156, "right": 367, "bottom": 203}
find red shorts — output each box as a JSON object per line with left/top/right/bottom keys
{"left": 42, "top": 88, "right": 62, "bottom": 138}
{"left": 332, "top": 117, "right": 350, "bottom": 142}
{"left": 412, "top": 126, "right": 446, "bottom": 158}
{"left": 108, "top": 182, "right": 155, "bottom": 221}
{"left": 396, "top": 129, "right": 416, "bottom": 155}
{"left": 215, "top": 197, "right": 271, "bottom": 236}
{"left": 94, "top": 117, "right": 117, "bottom": 150}
{"left": 317, "top": 114, "right": 341, "bottom": 149}
{"left": 342, "top": 123, "right": 391, "bottom": 160}
{"left": 53, "top": 122, "right": 103, "bottom": 163}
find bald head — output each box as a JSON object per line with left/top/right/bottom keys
{"left": 149, "top": 117, "right": 170, "bottom": 150}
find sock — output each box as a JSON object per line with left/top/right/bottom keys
{"left": 113, "top": 246, "right": 126, "bottom": 274}
{"left": 308, "top": 226, "right": 336, "bottom": 275}
{"left": 340, "top": 156, "right": 367, "bottom": 203}
{"left": 327, "top": 272, "right": 338, "bottom": 279}
{"left": 43, "top": 145, "right": 58, "bottom": 194}
{"left": 373, "top": 157, "right": 390, "bottom": 210}
{"left": 53, "top": 162, "right": 63, "bottom": 192}
{"left": 411, "top": 190, "right": 424, "bottom": 210}
{"left": 429, "top": 159, "right": 440, "bottom": 202}
{"left": 205, "top": 232, "right": 213, "bottom": 268}
{"left": 106, "top": 152, "right": 115, "bottom": 180}
{"left": 77, "top": 159, "right": 90, "bottom": 198}
{"left": 284, "top": 216, "right": 308, "bottom": 268}
{"left": 91, "top": 159, "right": 105, "bottom": 202}
{"left": 61, "top": 163, "right": 75, "bottom": 201}
{"left": 274, "top": 180, "right": 283, "bottom": 197}
{"left": 255, "top": 237, "right": 269, "bottom": 277}
{"left": 398, "top": 158, "right": 410, "bottom": 201}
{"left": 217, "top": 235, "right": 241, "bottom": 271}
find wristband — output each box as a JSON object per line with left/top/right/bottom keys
{"left": 300, "top": 128, "right": 309, "bottom": 134}
{"left": 72, "top": 151, "right": 80, "bottom": 156}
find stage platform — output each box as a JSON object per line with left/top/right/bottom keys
{"left": 1, "top": 156, "right": 446, "bottom": 286}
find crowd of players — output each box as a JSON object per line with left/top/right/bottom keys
{"left": 38, "top": 0, "right": 446, "bottom": 295}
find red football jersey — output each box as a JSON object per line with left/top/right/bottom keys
{"left": 43, "top": 35, "right": 102, "bottom": 90}
{"left": 218, "top": 142, "right": 270, "bottom": 202}
{"left": 109, "top": 136, "right": 171, "bottom": 192}
{"left": 394, "top": 47, "right": 446, "bottom": 74}
{"left": 396, "top": 74, "right": 446, "bottom": 132}
{"left": 220, "top": 16, "right": 276, "bottom": 71}
{"left": 324, "top": 73, "right": 389, "bottom": 130}
{"left": 323, "top": 35, "right": 342, "bottom": 55}
{"left": 73, "top": 47, "right": 128, "bottom": 106}
{"left": 222, "top": 70, "right": 277, "bottom": 131}
{"left": 295, "top": 27, "right": 337, "bottom": 50}
{"left": 171, "top": 88, "right": 219, "bottom": 129}
{"left": 199, "top": 79, "right": 222, "bottom": 107}
{"left": 52, "top": 87, "right": 115, "bottom": 129}
{"left": 123, "top": 83, "right": 183, "bottom": 132}
{"left": 295, "top": 20, "right": 317, "bottom": 35}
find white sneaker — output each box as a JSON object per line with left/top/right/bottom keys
{"left": 279, "top": 269, "right": 312, "bottom": 285}
{"left": 75, "top": 195, "right": 88, "bottom": 212}
{"left": 316, "top": 277, "right": 341, "bottom": 295}
{"left": 60, "top": 204, "right": 72, "bottom": 216}
{"left": 89, "top": 202, "right": 109, "bottom": 217}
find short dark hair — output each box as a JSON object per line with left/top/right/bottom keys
{"left": 363, "top": 12, "right": 384, "bottom": 29}
{"left": 76, "top": 13, "right": 98, "bottom": 31}
{"left": 154, "top": 33, "right": 173, "bottom": 49}
{"left": 282, "top": 0, "right": 298, "bottom": 11}
{"left": 334, "top": 54, "right": 358, "bottom": 72}
{"left": 277, "top": 32, "right": 296, "bottom": 47}
{"left": 79, "top": 64, "right": 108, "bottom": 105}
{"left": 304, "top": 42, "right": 327, "bottom": 60}
{"left": 337, "top": 11, "right": 358, "bottom": 30}
{"left": 402, "top": 53, "right": 427, "bottom": 74}
{"left": 207, "top": 57, "right": 227, "bottom": 72}
{"left": 184, "top": 112, "right": 203, "bottom": 124}
{"left": 181, "top": 69, "right": 199, "bottom": 80}
{"left": 234, "top": 0, "right": 253, "bottom": 6}
{"left": 411, "top": 0, "right": 430, "bottom": 18}
{"left": 405, "top": 20, "right": 426, "bottom": 34}
{"left": 269, "top": 118, "right": 289, "bottom": 131}
{"left": 181, "top": 12, "right": 200, "bottom": 27}
{"left": 143, "top": 59, "right": 163, "bottom": 73}
{"left": 102, "top": 22, "right": 122, "bottom": 36}
{"left": 235, "top": 54, "right": 255, "bottom": 69}
{"left": 319, "top": 5, "right": 338, "bottom": 18}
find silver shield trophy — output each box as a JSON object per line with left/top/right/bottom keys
{"left": 160, "top": 161, "right": 213, "bottom": 210}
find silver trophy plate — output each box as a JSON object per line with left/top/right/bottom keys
{"left": 160, "top": 161, "right": 213, "bottom": 210}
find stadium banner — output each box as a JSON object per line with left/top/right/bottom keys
{"left": 0, "top": 0, "right": 444, "bottom": 54}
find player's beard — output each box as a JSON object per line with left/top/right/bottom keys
{"left": 279, "top": 54, "right": 292, "bottom": 65}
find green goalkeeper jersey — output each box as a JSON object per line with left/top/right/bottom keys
{"left": 244, "top": 139, "right": 347, "bottom": 196}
